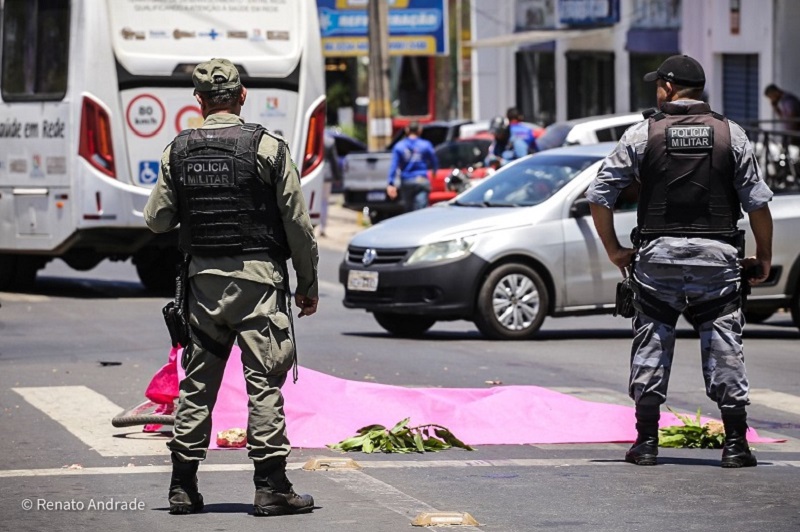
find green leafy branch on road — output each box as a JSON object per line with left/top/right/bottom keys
{"left": 658, "top": 406, "right": 726, "bottom": 449}
{"left": 328, "top": 417, "right": 475, "bottom": 454}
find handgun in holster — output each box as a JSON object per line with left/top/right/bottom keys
{"left": 614, "top": 266, "right": 636, "bottom": 319}
{"left": 162, "top": 253, "right": 191, "bottom": 348}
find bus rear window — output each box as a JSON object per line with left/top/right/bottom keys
{"left": 1, "top": 0, "right": 70, "bottom": 101}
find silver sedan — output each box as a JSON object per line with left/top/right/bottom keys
{"left": 339, "top": 143, "right": 800, "bottom": 339}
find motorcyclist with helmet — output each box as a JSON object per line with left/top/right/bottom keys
{"left": 487, "top": 116, "right": 529, "bottom": 168}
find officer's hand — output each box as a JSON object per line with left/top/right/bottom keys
{"left": 386, "top": 185, "right": 398, "bottom": 200}
{"left": 609, "top": 247, "right": 636, "bottom": 274}
{"left": 295, "top": 294, "right": 319, "bottom": 317}
{"left": 741, "top": 257, "right": 771, "bottom": 286}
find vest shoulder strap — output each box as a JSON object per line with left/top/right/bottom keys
{"left": 171, "top": 129, "right": 194, "bottom": 158}
{"left": 235, "top": 123, "right": 265, "bottom": 155}
{"left": 262, "top": 130, "right": 288, "bottom": 179}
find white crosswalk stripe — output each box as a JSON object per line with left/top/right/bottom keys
{"left": 11, "top": 384, "right": 800, "bottom": 458}
{"left": 13, "top": 386, "right": 168, "bottom": 457}
{"left": 0, "top": 292, "right": 50, "bottom": 302}
{"left": 553, "top": 386, "right": 800, "bottom": 418}
{"left": 551, "top": 386, "right": 800, "bottom": 451}
{"left": 749, "top": 389, "right": 800, "bottom": 417}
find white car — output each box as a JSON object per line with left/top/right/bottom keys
{"left": 536, "top": 113, "right": 644, "bottom": 151}
{"left": 339, "top": 143, "right": 800, "bottom": 339}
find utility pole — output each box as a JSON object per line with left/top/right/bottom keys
{"left": 455, "top": 0, "right": 463, "bottom": 119}
{"left": 367, "top": 0, "right": 392, "bottom": 151}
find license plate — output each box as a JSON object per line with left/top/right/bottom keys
{"left": 366, "top": 191, "right": 387, "bottom": 202}
{"left": 347, "top": 270, "right": 378, "bottom": 292}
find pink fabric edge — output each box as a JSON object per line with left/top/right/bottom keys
{"left": 142, "top": 347, "right": 785, "bottom": 449}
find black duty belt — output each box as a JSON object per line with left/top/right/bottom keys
{"left": 632, "top": 228, "right": 742, "bottom": 248}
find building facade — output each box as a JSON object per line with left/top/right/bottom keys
{"left": 471, "top": 0, "right": 800, "bottom": 128}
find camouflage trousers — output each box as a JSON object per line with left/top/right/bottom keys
{"left": 629, "top": 259, "right": 750, "bottom": 411}
{"left": 168, "top": 274, "right": 296, "bottom": 463}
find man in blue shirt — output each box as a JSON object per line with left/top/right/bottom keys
{"left": 507, "top": 107, "right": 538, "bottom": 154}
{"left": 386, "top": 122, "right": 438, "bottom": 212}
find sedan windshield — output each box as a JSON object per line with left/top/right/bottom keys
{"left": 454, "top": 154, "right": 600, "bottom": 207}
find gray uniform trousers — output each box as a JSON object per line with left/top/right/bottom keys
{"left": 629, "top": 256, "right": 750, "bottom": 412}
{"left": 168, "top": 274, "right": 295, "bottom": 463}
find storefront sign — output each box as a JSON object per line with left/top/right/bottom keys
{"left": 631, "top": 0, "right": 681, "bottom": 29}
{"left": 317, "top": 0, "right": 448, "bottom": 56}
{"left": 558, "top": 0, "right": 620, "bottom": 26}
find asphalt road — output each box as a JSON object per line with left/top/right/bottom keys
{"left": 1, "top": 219, "right": 798, "bottom": 531}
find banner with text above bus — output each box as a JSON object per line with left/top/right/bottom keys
{"left": 317, "top": 0, "right": 449, "bottom": 57}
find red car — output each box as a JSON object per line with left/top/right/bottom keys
{"left": 427, "top": 135, "right": 492, "bottom": 205}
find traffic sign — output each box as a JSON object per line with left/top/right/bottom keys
{"left": 125, "top": 94, "right": 166, "bottom": 138}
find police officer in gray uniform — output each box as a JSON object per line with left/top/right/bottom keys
{"left": 586, "top": 55, "right": 773, "bottom": 468}
{"left": 144, "top": 58, "right": 319, "bottom": 515}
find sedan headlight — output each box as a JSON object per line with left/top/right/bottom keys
{"left": 406, "top": 237, "right": 476, "bottom": 265}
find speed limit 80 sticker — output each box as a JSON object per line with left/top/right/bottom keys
{"left": 126, "top": 94, "right": 166, "bottom": 138}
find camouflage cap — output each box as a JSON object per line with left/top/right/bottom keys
{"left": 192, "top": 58, "right": 241, "bottom": 92}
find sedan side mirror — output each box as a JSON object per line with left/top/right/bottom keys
{"left": 570, "top": 197, "right": 592, "bottom": 218}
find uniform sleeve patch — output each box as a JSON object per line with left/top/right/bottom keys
{"left": 666, "top": 125, "right": 713, "bottom": 152}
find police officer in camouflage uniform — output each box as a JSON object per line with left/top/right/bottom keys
{"left": 144, "top": 58, "right": 319, "bottom": 515}
{"left": 586, "top": 55, "right": 774, "bottom": 468}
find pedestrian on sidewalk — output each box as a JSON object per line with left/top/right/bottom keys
{"left": 586, "top": 54, "right": 773, "bottom": 468}
{"left": 144, "top": 58, "right": 319, "bottom": 515}
{"left": 764, "top": 83, "right": 800, "bottom": 133}
{"left": 386, "top": 121, "right": 438, "bottom": 212}
{"left": 319, "top": 131, "right": 341, "bottom": 237}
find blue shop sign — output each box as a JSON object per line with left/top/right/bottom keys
{"left": 559, "top": 0, "right": 620, "bottom": 26}
{"left": 317, "top": 0, "right": 448, "bottom": 56}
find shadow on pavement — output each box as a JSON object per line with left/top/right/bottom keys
{"left": 340, "top": 323, "right": 798, "bottom": 341}
{"left": 4, "top": 275, "right": 160, "bottom": 299}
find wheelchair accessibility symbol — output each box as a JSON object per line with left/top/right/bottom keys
{"left": 139, "top": 161, "right": 159, "bottom": 185}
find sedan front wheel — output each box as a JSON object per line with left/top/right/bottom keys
{"left": 474, "top": 263, "right": 549, "bottom": 340}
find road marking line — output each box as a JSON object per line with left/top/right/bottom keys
{"left": 750, "top": 389, "right": 800, "bottom": 417}
{"left": 0, "top": 292, "right": 49, "bottom": 302}
{"left": 12, "top": 386, "right": 168, "bottom": 457}
{"left": 1, "top": 458, "right": 799, "bottom": 479}
{"left": 549, "top": 387, "right": 800, "bottom": 451}
{"left": 550, "top": 387, "right": 630, "bottom": 406}
{"left": 324, "top": 470, "right": 482, "bottom": 530}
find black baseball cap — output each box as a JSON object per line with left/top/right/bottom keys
{"left": 643, "top": 55, "right": 705, "bottom": 88}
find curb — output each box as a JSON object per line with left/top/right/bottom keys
{"left": 317, "top": 194, "right": 367, "bottom": 252}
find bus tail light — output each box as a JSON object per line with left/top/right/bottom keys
{"left": 79, "top": 96, "right": 116, "bottom": 178}
{"left": 301, "top": 99, "right": 326, "bottom": 178}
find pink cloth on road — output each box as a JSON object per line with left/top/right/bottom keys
{"left": 146, "top": 347, "right": 780, "bottom": 448}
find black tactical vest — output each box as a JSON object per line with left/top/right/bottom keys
{"left": 169, "top": 123, "right": 290, "bottom": 258}
{"left": 637, "top": 101, "right": 742, "bottom": 238}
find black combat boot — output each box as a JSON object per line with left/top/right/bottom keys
{"left": 721, "top": 410, "right": 757, "bottom": 468}
{"left": 168, "top": 453, "right": 204, "bottom": 515}
{"left": 253, "top": 456, "right": 314, "bottom": 516}
{"left": 625, "top": 404, "right": 660, "bottom": 466}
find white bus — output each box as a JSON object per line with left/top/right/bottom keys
{"left": 0, "top": 0, "right": 326, "bottom": 291}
